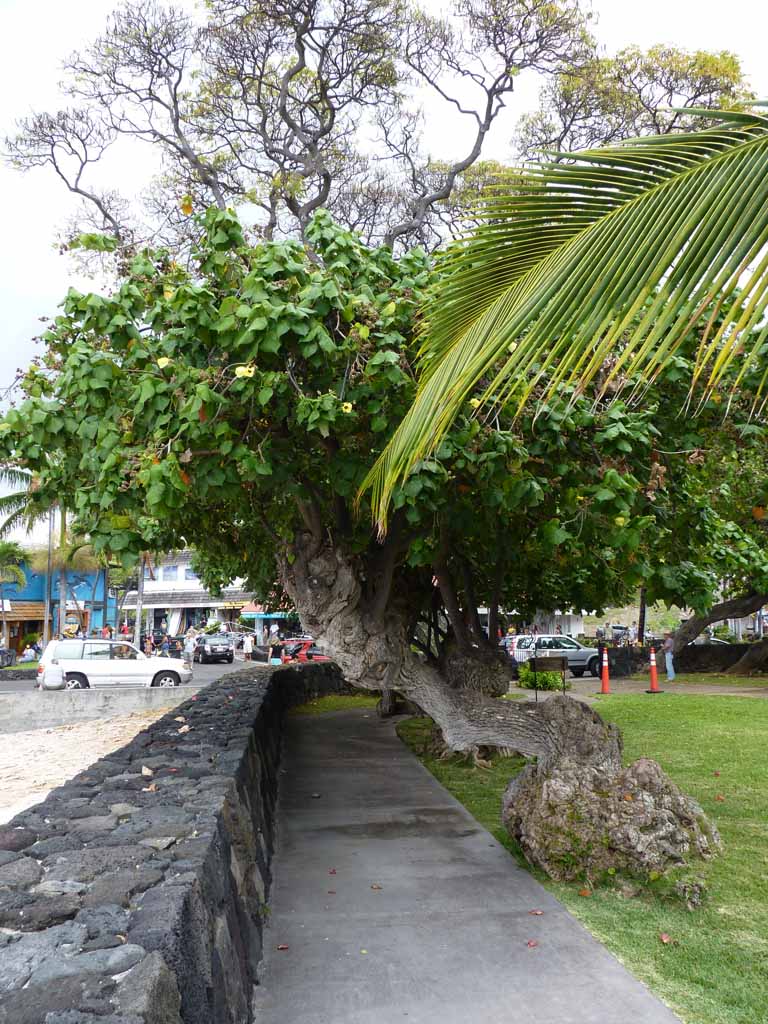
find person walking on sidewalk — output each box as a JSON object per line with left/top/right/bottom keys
{"left": 663, "top": 632, "right": 676, "bottom": 680}
{"left": 243, "top": 632, "right": 253, "bottom": 661}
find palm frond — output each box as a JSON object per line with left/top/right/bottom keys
{"left": 365, "top": 108, "right": 768, "bottom": 527}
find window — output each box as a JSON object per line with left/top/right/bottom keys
{"left": 559, "top": 637, "right": 580, "bottom": 649}
{"left": 184, "top": 567, "right": 199, "bottom": 581}
{"left": 163, "top": 565, "right": 178, "bottom": 581}
{"left": 143, "top": 564, "right": 152, "bottom": 580}
{"left": 83, "top": 643, "right": 113, "bottom": 661}
{"left": 111, "top": 643, "right": 139, "bottom": 660}
{"left": 538, "top": 638, "right": 557, "bottom": 650}
{"left": 516, "top": 637, "right": 532, "bottom": 650}
{"left": 54, "top": 642, "right": 83, "bottom": 660}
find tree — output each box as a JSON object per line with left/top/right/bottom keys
{"left": 0, "top": 542, "right": 26, "bottom": 648}
{"left": 6, "top": 0, "right": 592, "bottom": 252}
{"left": 515, "top": 45, "right": 752, "bottom": 157}
{"left": 368, "top": 108, "right": 768, "bottom": 524}
{"left": 0, "top": 208, "right": 726, "bottom": 874}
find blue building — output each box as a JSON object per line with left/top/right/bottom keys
{"left": 0, "top": 562, "right": 118, "bottom": 651}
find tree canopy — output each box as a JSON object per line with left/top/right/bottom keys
{"left": 6, "top": 0, "right": 592, "bottom": 252}
{"left": 1, "top": 210, "right": 765, "bottom": 647}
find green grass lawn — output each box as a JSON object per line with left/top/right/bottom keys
{"left": 289, "top": 693, "right": 380, "bottom": 715}
{"left": 398, "top": 695, "right": 768, "bottom": 1024}
{"left": 629, "top": 672, "right": 768, "bottom": 688}
{"left": 1, "top": 660, "right": 38, "bottom": 671}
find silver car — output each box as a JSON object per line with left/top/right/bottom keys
{"left": 513, "top": 635, "right": 601, "bottom": 677}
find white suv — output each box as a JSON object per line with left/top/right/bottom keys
{"left": 38, "top": 639, "right": 193, "bottom": 690}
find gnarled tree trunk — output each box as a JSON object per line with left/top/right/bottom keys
{"left": 278, "top": 535, "right": 721, "bottom": 882}
{"left": 725, "top": 637, "right": 768, "bottom": 675}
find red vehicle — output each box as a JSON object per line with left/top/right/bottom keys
{"left": 281, "top": 640, "right": 331, "bottom": 663}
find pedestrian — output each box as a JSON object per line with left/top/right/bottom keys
{"left": 41, "top": 657, "right": 65, "bottom": 690}
{"left": 663, "top": 632, "right": 676, "bottom": 681}
{"left": 243, "top": 632, "right": 253, "bottom": 661}
{"left": 160, "top": 633, "right": 170, "bottom": 657}
{"left": 555, "top": 624, "right": 562, "bottom": 635}
{"left": 120, "top": 622, "right": 130, "bottom": 636}
{"left": 183, "top": 630, "right": 196, "bottom": 666}
{"left": 268, "top": 624, "right": 281, "bottom": 663}
{"left": 144, "top": 634, "right": 153, "bottom": 657}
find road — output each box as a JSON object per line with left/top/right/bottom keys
{"left": 0, "top": 657, "right": 252, "bottom": 694}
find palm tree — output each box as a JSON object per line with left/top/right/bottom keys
{"left": 0, "top": 541, "right": 26, "bottom": 648}
{"left": 367, "top": 106, "right": 768, "bottom": 525}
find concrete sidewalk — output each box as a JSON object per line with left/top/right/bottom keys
{"left": 254, "top": 710, "right": 680, "bottom": 1024}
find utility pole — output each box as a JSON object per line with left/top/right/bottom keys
{"left": 42, "top": 508, "right": 53, "bottom": 642}
{"left": 133, "top": 555, "right": 145, "bottom": 650}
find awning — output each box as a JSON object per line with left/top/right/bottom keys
{"left": 240, "top": 611, "right": 290, "bottom": 619}
{"left": 2, "top": 602, "right": 45, "bottom": 621}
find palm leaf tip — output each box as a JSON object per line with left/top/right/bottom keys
{"left": 365, "top": 107, "right": 768, "bottom": 527}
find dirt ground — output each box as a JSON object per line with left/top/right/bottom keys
{"left": 0, "top": 708, "right": 172, "bottom": 824}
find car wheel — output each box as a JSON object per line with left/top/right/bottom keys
{"left": 571, "top": 668, "right": 585, "bottom": 678}
{"left": 588, "top": 657, "right": 600, "bottom": 678}
{"left": 152, "top": 671, "right": 180, "bottom": 688}
{"left": 227, "top": 655, "right": 234, "bottom": 663}
{"left": 65, "top": 673, "right": 90, "bottom": 690}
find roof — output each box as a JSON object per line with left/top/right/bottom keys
{"left": 123, "top": 588, "right": 254, "bottom": 609}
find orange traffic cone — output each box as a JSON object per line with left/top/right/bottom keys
{"left": 646, "top": 646, "right": 664, "bottom": 694}
{"left": 601, "top": 646, "right": 610, "bottom": 694}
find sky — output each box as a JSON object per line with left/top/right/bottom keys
{"left": 0, "top": 0, "right": 766, "bottom": 408}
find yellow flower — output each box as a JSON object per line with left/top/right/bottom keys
{"left": 180, "top": 195, "right": 194, "bottom": 216}
{"left": 157, "top": 357, "right": 171, "bottom": 369}
{"left": 614, "top": 515, "right": 627, "bottom": 527}
{"left": 341, "top": 402, "right": 353, "bottom": 414}
{"left": 469, "top": 398, "right": 481, "bottom": 409}
{"left": 235, "top": 364, "right": 256, "bottom": 378}
{"left": 163, "top": 287, "right": 175, "bottom": 301}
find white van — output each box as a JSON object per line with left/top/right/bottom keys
{"left": 37, "top": 639, "right": 193, "bottom": 690}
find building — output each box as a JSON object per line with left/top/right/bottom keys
{"left": 122, "top": 552, "right": 260, "bottom": 636}
{"left": 0, "top": 562, "right": 117, "bottom": 650}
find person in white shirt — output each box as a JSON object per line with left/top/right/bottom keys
{"left": 42, "top": 659, "right": 66, "bottom": 690}
{"left": 243, "top": 633, "right": 253, "bottom": 661}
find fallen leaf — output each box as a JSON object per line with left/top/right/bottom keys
{"left": 713, "top": 770, "right": 721, "bottom": 777}
{"left": 622, "top": 793, "right": 634, "bottom": 802}
{"left": 578, "top": 889, "right": 592, "bottom": 898}
{"left": 174, "top": 716, "right": 185, "bottom": 723}
{"left": 142, "top": 783, "right": 158, "bottom": 793}
{"left": 370, "top": 884, "right": 383, "bottom": 891}
{"left": 360, "top": 949, "right": 368, "bottom": 955}
{"left": 329, "top": 868, "right": 337, "bottom": 875}
{"left": 659, "top": 933, "right": 673, "bottom": 945}
{"left": 526, "top": 940, "right": 539, "bottom": 948}
{"left": 327, "top": 890, "right": 336, "bottom": 895}
{"left": 311, "top": 792, "right": 321, "bottom": 799}
{"left": 116, "top": 934, "right": 127, "bottom": 943}
{"left": 276, "top": 944, "right": 289, "bottom": 951}
{"left": 715, "top": 795, "right": 725, "bottom": 802}
{"left": 141, "top": 766, "right": 154, "bottom": 777}
{"left": 528, "top": 910, "right": 544, "bottom": 916}
{"left": 177, "top": 725, "right": 190, "bottom": 734}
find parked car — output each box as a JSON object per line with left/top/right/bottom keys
{"left": 281, "top": 640, "right": 331, "bottom": 663}
{"left": 499, "top": 634, "right": 524, "bottom": 654}
{"left": 513, "top": 635, "right": 601, "bottom": 677}
{"left": 193, "top": 633, "right": 235, "bottom": 664}
{"left": 37, "top": 639, "right": 192, "bottom": 690}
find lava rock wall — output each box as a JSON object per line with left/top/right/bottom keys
{"left": 0, "top": 662, "right": 347, "bottom": 1024}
